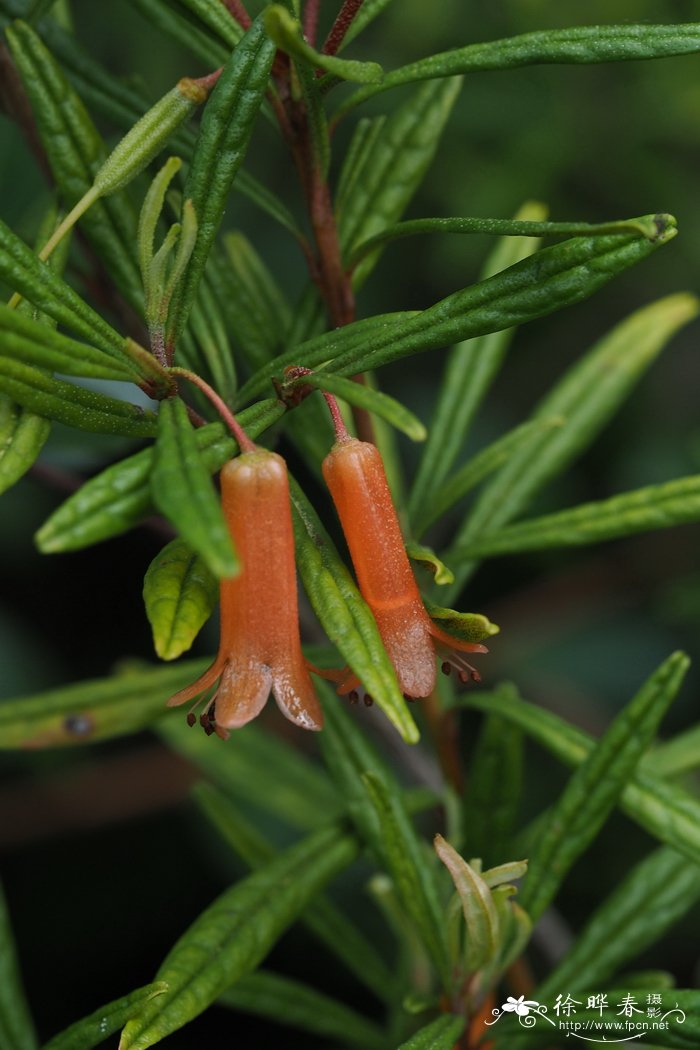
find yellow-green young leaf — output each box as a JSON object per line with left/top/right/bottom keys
{"left": 424, "top": 599, "right": 499, "bottom": 643}
{"left": 42, "top": 984, "right": 167, "bottom": 1050}
{"left": 0, "top": 395, "right": 49, "bottom": 496}
{"left": 264, "top": 5, "right": 383, "bottom": 83}
{"left": 0, "top": 659, "right": 207, "bottom": 749}
{"left": 218, "top": 971, "right": 386, "bottom": 1049}
{"left": 434, "top": 834, "right": 500, "bottom": 973}
{"left": 518, "top": 652, "right": 689, "bottom": 922}
{"left": 406, "top": 542, "right": 454, "bottom": 585}
{"left": 0, "top": 883, "right": 37, "bottom": 1050}
{"left": 287, "top": 371, "right": 426, "bottom": 441}
{"left": 465, "top": 684, "right": 700, "bottom": 871}
{"left": 397, "top": 1014, "right": 465, "bottom": 1050}
{"left": 118, "top": 826, "right": 358, "bottom": 1050}
{"left": 143, "top": 539, "right": 218, "bottom": 660}
{"left": 137, "top": 156, "right": 183, "bottom": 302}
{"left": 408, "top": 200, "right": 547, "bottom": 522}
{"left": 452, "top": 474, "right": 700, "bottom": 560}
{"left": 645, "top": 723, "right": 700, "bottom": 778}
{"left": 289, "top": 480, "right": 418, "bottom": 744}
{"left": 151, "top": 398, "right": 238, "bottom": 579}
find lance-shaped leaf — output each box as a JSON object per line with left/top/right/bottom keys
{"left": 336, "top": 23, "right": 700, "bottom": 118}
{"left": 423, "top": 600, "right": 499, "bottom": 644}
{"left": 287, "top": 371, "right": 426, "bottom": 441}
{"left": 451, "top": 474, "right": 700, "bottom": 560}
{"left": 192, "top": 782, "right": 395, "bottom": 998}
{"left": 289, "top": 479, "right": 418, "bottom": 743}
{"left": 143, "top": 538, "right": 217, "bottom": 660}
{"left": 151, "top": 398, "right": 238, "bottom": 578}
{"left": 645, "top": 723, "right": 700, "bottom": 778}
{"left": 464, "top": 682, "right": 700, "bottom": 870}
{"left": 338, "top": 77, "right": 462, "bottom": 289}
{"left": 167, "top": 16, "right": 276, "bottom": 345}
{"left": 406, "top": 542, "right": 454, "bottom": 586}
{"left": 0, "top": 304, "right": 140, "bottom": 383}
{"left": 414, "top": 417, "right": 564, "bottom": 537}
{"left": 0, "top": 659, "right": 207, "bottom": 749}
{"left": 175, "top": 0, "right": 243, "bottom": 48}
{"left": 0, "top": 218, "right": 127, "bottom": 359}
{"left": 127, "top": 0, "right": 229, "bottom": 66}
{"left": 0, "top": 882, "right": 37, "bottom": 1050}
{"left": 360, "top": 773, "right": 450, "bottom": 985}
{"left": 6, "top": 20, "right": 143, "bottom": 308}
{"left": 118, "top": 824, "right": 358, "bottom": 1050}
{"left": 0, "top": 395, "right": 49, "bottom": 496}
{"left": 434, "top": 834, "right": 500, "bottom": 973}
{"left": 441, "top": 290, "right": 697, "bottom": 601}
{"left": 219, "top": 970, "right": 386, "bottom": 1049}
{"left": 397, "top": 1014, "right": 465, "bottom": 1050}
{"left": 0, "top": 360, "right": 157, "bottom": 436}
{"left": 42, "top": 985, "right": 167, "bottom": 1050}
{"left": 35, "top": 402, "right": 284, "bottom": 553}
{"left": 264, "top": 5, "right": 383, "bottom": 83}
{"left": 537, "top": 846, "right": 700, "bottom": 999}
{"left": 408, "top": 201, "right": 546, "bottom": 518}
{"left": 518, "top": 651, "right": 688, "bottom": 922}
{"left": 462, "top": 715, "right": 523, "bottom": 868}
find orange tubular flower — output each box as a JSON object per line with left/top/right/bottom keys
{"left": 322, "top": 437, "right": 487, "bottom": 700}
{"left": 168, "top": 449, "right": 323, "bottom": 737}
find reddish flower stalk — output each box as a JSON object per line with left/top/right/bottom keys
{"left": 221, "top": 0, "right": 252, "bottom": 30}
{"left": 168, "top": 448, "right": 324, "bottom": 736}
{"left": 322, "top": 0, "right": 366, "bottom": 57}
{"left": 322, "top": 438, "right": 487, "bottom": 699}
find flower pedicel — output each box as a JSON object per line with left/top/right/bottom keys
{"left": 167, "top": 404, "right": 324, "bottom": 738}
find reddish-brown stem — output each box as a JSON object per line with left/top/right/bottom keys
{"left": 169, "top": 367, "right": 256, "bottom": 451}
{"left": 221, "top": 0, "right": 252, "bottom": 30}
{"left": 287, "top": 367, "right": 351, "bottom": 442}
{"left": 192, "top": 67, "right": 223, "bottom": 93}
{"left": 303, "top": 0, "right": 321, "bottom": 46}
{"left": 322, "top": 0, "right": 365, "bottom": 56}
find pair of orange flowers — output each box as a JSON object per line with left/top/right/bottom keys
{"left": 168, "top": 430, "right": 487, "bottom": 739}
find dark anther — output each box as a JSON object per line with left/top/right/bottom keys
{"left": 441, "top": 662, "right": 451, "bottom": 676}
{"left": 186, "top": 712, "right": 197, "bottom": 727}
{"left": 459, "top": 670, "right": 469, "bottom": 684}
{"left": 203, "top": 721, "right": 215, "bottom": 736}
{"left": 471, "top": 670, "right": 482, "bottom": 683}
{"left": 363, "top": 693, "right": 374, "bottom": 707}
{"left": 348, "top": 690, "right": 359, "bottom": 705}
{"left": 200, "top": 712, "right": 210, "bottom": 730}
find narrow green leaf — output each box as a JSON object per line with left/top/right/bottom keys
{"left": 537, "top": 847, "right": 700, "bottom": 999}
{"left": 518, "top": 651, "right": 689, "bottom": 921}
{"left": 218, "top": 231, "right": 290, "bottom": 373}
{"left": 397, "top": 1014, "right": 465, "bottom": 1050}
{"left": 138, "top": 156, "right": 182, "bottom": 301}
{"left": 339, "top": 78, "right": 462, "bottom": 289}
{"left": 423, "top": 600, "right": 499, "bottom": 643}
{"left": 335, "top": 115, "right": 386, "bottom": 218}
{"left": 0, "top": 304, "right": 139, "bottom": 383}
{"left": 342, "top": 0, "right": 397, "bottom": 49}
{"left": 408, "top": 201, "right": 547, "bottom": 520}
{"left": 462, "top": 715, "right": 523, "bottom": 868}
{"left": 414, "top": 417, "right": 564, "bottom": 537}
{"left": 118, "top": 825, "right": 358, "bottom": 1050}
{"left": 161, "top": 717, "right": 340, "bottom": 832}
{"left": 406, "top": 542, "right": 454, "bottom": 586}
{"left": 0, "top": 395, "right": 49, "bottom": 495}
{"left": 0, "top": 360, "right": 157, "bottom": 436}
{"left": 361, "top": 773, "right": 450, "bottom": 984}
{"left": 6, "top": 20, "right": 143, "bottom": 309}
{"left": 349, "top": 213, "right": 663, "bottom": 269}
{"left": 143, "top": 538, "right": 217, "bottom": 660}
{"left": 168, "top": 16, "right": 276, "bottom": 345}
{"left": 175, "top": 0, "right": 243, "bottom": 48}
{"left": 0, "top": 659, "right": 207, "bottom": 749}
{"left": 264, "top": 5, "right": 383, "bottom": 83}
{"left": 187, "top": 269, "right": 237, "bottom": 405}
{"left": 0, "top": 217, "right": 127, "bottom": 358}
{"left": 292, "top": 371, "right": 426, "bottom": 441}
{"left": 151, "top": 398, "right": 238, "bottom": 578}
{"left": 35, "top": 403, "right": 284, "bottom": 553}
{"left": 219, "top": 970, "right": 386, "bottom": 1049}
{"left": 0, "top": 883, "right": 37, "bottom": 1050}
{"left": 42, "top": 985, "right": 167, "bottom": 1050}
{"left": 234, "top": 169, "right": 305, "bottom": 241}
{"left": 290, "top": 480, "right": 419, "bottom": 743}
{"left": 127, "top": 0, "right": 229, "bottom": 66}
{"left": 434, "top": 834, "right": 500, "bottom": 972}
{"left": 337, "top": 23, "right": 700, "bottom": 118}
{"left": 452, "top": 474, "right": 700, "bottom": 560}
{"left": 464, "top": 683, "right": 700, "bottom": 871}
{"left": 442, "top": 290, "right": 698, "bottom": 601}
{"left": 191, "top": 782, "right": 395, "bottom": 999}
{"left": 645, "top": 724, "right": 700, "bottom": 778}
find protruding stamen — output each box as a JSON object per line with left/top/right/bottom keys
{"left": 186, "top": 712, "right": 197, "bottom": 727}
{"left": 363, "top": 693, "right": 374, "bottom": 707}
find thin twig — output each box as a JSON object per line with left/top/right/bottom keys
{"left": 221, "top": 0, "right": 252, "bottom": 30}
{"left": 303, "top": 0, "right": 321, "bottom": 46}
{"left": 322, "top": 0, "right": 365, "bottom": 56}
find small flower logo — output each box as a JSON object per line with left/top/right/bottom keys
{"left": 501, "top": 996, "right": 540, "bottom": 1017}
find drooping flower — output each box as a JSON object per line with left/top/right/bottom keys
{"left": 322, "top": 436, "right": 488, "bottom": 700}
{"left": 167, "top": 449, "right": 323, "bottom": 737}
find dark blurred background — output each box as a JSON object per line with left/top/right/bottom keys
{"left": 1, "top": 1, "right": 699, "bottom": 1045}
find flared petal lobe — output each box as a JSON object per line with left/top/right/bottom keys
{"left": 322, "top": 438, "right": 436, "bottom": 698}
